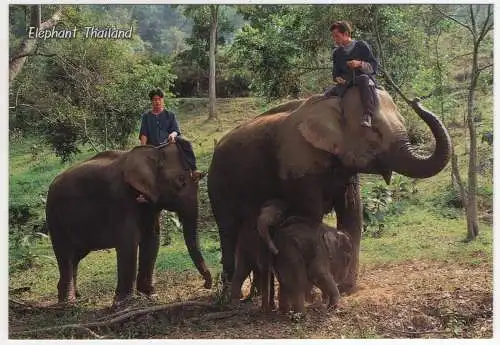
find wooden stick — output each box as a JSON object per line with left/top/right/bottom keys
{"left": 11, "top": 301, "right": 215, "bottom": 337}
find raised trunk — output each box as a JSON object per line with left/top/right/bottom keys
{"left": 386, "top": 99, "right": 452, "bottom": 178}
{"left": 177, "top": 198, "right": 212, "bottom": 288}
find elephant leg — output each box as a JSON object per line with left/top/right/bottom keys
{"left": 230, "top": 256, "right": 251, "bottom": 304}
{"left": 278, "top": 285, "right": 291, "bottom": 314}
{"left": 115, "top": 242, "right": 138, "bottom": 303}
{"left": 218, "top": 218, "right": 238, "bottom": 283}
{"left": 51, "top": 232, "right": 76, "bottom": 303}
{"left": 72, "top": 249, "right": 89, "bottom": 298}
{"left": 304, "top": 281, "right": 314, "bottom": 303}
{"left": 334, "top": 174, "right": 362, "bottom": 294}
{"left": 137, "top": 214, "right": 160, "bottom": 296}
{"left": 260, "top": 267, "right": 273, "bottom": 312}
{"left": 315, "top": 273, "right": 340, "bottom": 308}
{"left": 55, "top": 254, "right": 76, "bottom": 303}
{"left": 291, "top": 291, "right": 306, "bottom": 314}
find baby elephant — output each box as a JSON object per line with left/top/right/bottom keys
{"left": 231, "top": 199, "right": 288, "bottom": 311}
{"left": 272, "top": 217, "right": 353, "bottom": 314}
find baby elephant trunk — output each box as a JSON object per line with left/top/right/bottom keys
{"left": 256, "top": 199, "right": 288, "bottom": 255}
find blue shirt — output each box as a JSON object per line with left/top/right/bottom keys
{"left": 139, "top": 110, "right": 181, "bottom": 146}
{"left": 332, "top": 40, "right": 377, "bottom": 82}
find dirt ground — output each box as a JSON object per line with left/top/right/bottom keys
{"left": 9, "top": 259, "right": 493, "bottom": 339}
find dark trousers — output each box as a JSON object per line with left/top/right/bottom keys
{"left": 176, "top": 139, "right": 197, "bottom": 170}
{"left": 324, "top": 74, "right": 378, "bottom": 118}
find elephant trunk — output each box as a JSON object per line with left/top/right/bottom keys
{"left": 178, "top": 200, "right": 212, "bottom": 289}
{"left": 384, "top": 99, "right": 452, "bottom": 178}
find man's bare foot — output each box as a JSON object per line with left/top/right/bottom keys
{"left": 190, "top": 170, "right": 204, "bottom": 182}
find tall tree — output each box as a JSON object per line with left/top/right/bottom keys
{"left": 181, "top": 5, "right": 233, "bottom": 118}
{"left": 9, "top": 5, "right": 63, "bottom": 84}
{"left": 208, "top": 4, "right": 218, "bottom": 119}
{"left": 434, "top": 4, "right": 493, "bottom": 241}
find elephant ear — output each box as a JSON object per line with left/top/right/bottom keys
{"left": 296, "top": 96, "right": 345, "bottom": 155}
{"left": 122, "top": 146, "right": 159, "bottom": 203}
{"left": 322, "top": 228, "right": 338, "bottom": 260}
{"left": 295, "top": 90, "right": 404, "bottom": 169}
{"left": 336, "top": 231, "right": 353, "bottom": 265}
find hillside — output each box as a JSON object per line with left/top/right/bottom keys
{"left": 8, "top": 94, "right": 493, "bottom": 339}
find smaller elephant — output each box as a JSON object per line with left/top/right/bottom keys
{"left": 230, "top": 199, "right": 288, "bottom": 311}
{"left": 272, "top": 217, "right": 353, "bottom": 313}
{"left": 46, "top": 140, "right": 212, "bottom": 305}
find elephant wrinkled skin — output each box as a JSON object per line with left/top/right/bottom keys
{"left": 273, "top": 217, "right": 353, "bottom": 313}
{"left": 208, "top": 88, "right": 451, "bottom": 295}
{"left": 46, "top": 139, "right": 212, "bottom": 305}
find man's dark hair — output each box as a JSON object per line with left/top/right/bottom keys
{"left": 330, "top": 21, "right": 352, "bottom": 35}
{"left": 149, "top": 88, "right": 165, "bottom": 100}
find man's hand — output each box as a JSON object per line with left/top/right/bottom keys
{"left": 347, "top": 60, "right": 362, "bottom": 69}
{"left": 167, "top": 131, "right": 178, "bottom": 143}
{"left": 335, "top": 76, "right": 346, "bottom": 84}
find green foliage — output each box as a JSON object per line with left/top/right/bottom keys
{"left": 42, "top": 119, "right": 81, "bottom": 163}
{"left": 10, "top": 5, "right": 176, "bottom": 160}
{"left": 430, "top": 184, "right": 464, "bottom": 219}
{"left": 9, "top": 196, "right": 49, "bottom": 273}
{"left": 362, "top": 175, "right": 417, "bottom": 238}
{"left": 228, "top": 4, "right": 443, "bottom": 99}
{"left": 171, "top": 5, "right": 248, "bottom": 98}
{"left": 160, "top": 211, "right": 182, "bottom": 246}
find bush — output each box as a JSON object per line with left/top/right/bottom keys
{"left": 430, "top": 184, "right": 464, "bottom": 219}
{"left": 362, "top": 175, "right": 417, "bottom": 238}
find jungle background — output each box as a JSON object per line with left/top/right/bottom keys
{"left": 7, "top": 3, "right": 494, "bottom": 339}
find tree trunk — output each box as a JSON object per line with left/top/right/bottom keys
{"left": 208, "top": 5, "right": 218, "bottom": 120}
{"left": 465, "top": 42, "right": 480, "bottom": 241}
{"left": 9, "top": 5, "right": 63, "bottom": 84}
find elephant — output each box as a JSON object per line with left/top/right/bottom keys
{"left": 272, "top": 217, "right": 353, "bottom": 313}
{"left": 45, "top": 139, "right": 212, "bottom": 305}
{"left": 230, "top": 199, "right": 287, "bottom": 311}
{"left": 207, "top": 87, "right": 451, "bottom": 295}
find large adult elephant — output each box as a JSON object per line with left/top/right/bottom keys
{"left": 46, "top": 139, "right": 212, "bottom": 305}
{"left": 207, "top": 87, "right": 451, "bottom": 294}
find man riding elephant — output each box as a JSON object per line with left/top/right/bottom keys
{"left": 324, "top": 21, "right": 379, "bottom": 128}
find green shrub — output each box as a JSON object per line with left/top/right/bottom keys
{"left": 362, "top": 175, "right": 416, "bottom": 238}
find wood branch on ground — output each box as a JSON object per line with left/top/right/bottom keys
{"left": 10, "top": 300, "right": 221, "bottom": 337}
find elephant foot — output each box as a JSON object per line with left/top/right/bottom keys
{"left": 51, "top": 300, "right": 77, "bottom": 310}
{"left": 202, "top": 270, "right": 213, "bottom": 289}
{"left": 288, "top": 311, "right": 306, "bottom": 322}
{"left": 112, "top": 294, "right": 135, "bottom": 309}
{"left": 57, "top": 294, "right": 77, "bottom": 305}
{"left": 137, "top": 283, "right": 156, "bottom": 297}
{"left": 230, "top": 298, "right": 241, "bottom": 307}
{"left": 338, "top": 282, "right": 358, "bottom": 295}
{"left": 137, "top": 290, "right": 159, "bottom": 302}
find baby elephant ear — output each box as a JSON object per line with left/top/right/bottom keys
{"left": 122, "top": 146, "right": 159, "bottom": 203}
{"left": 323, "top": 230, "right": 338, "bottom": 258}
